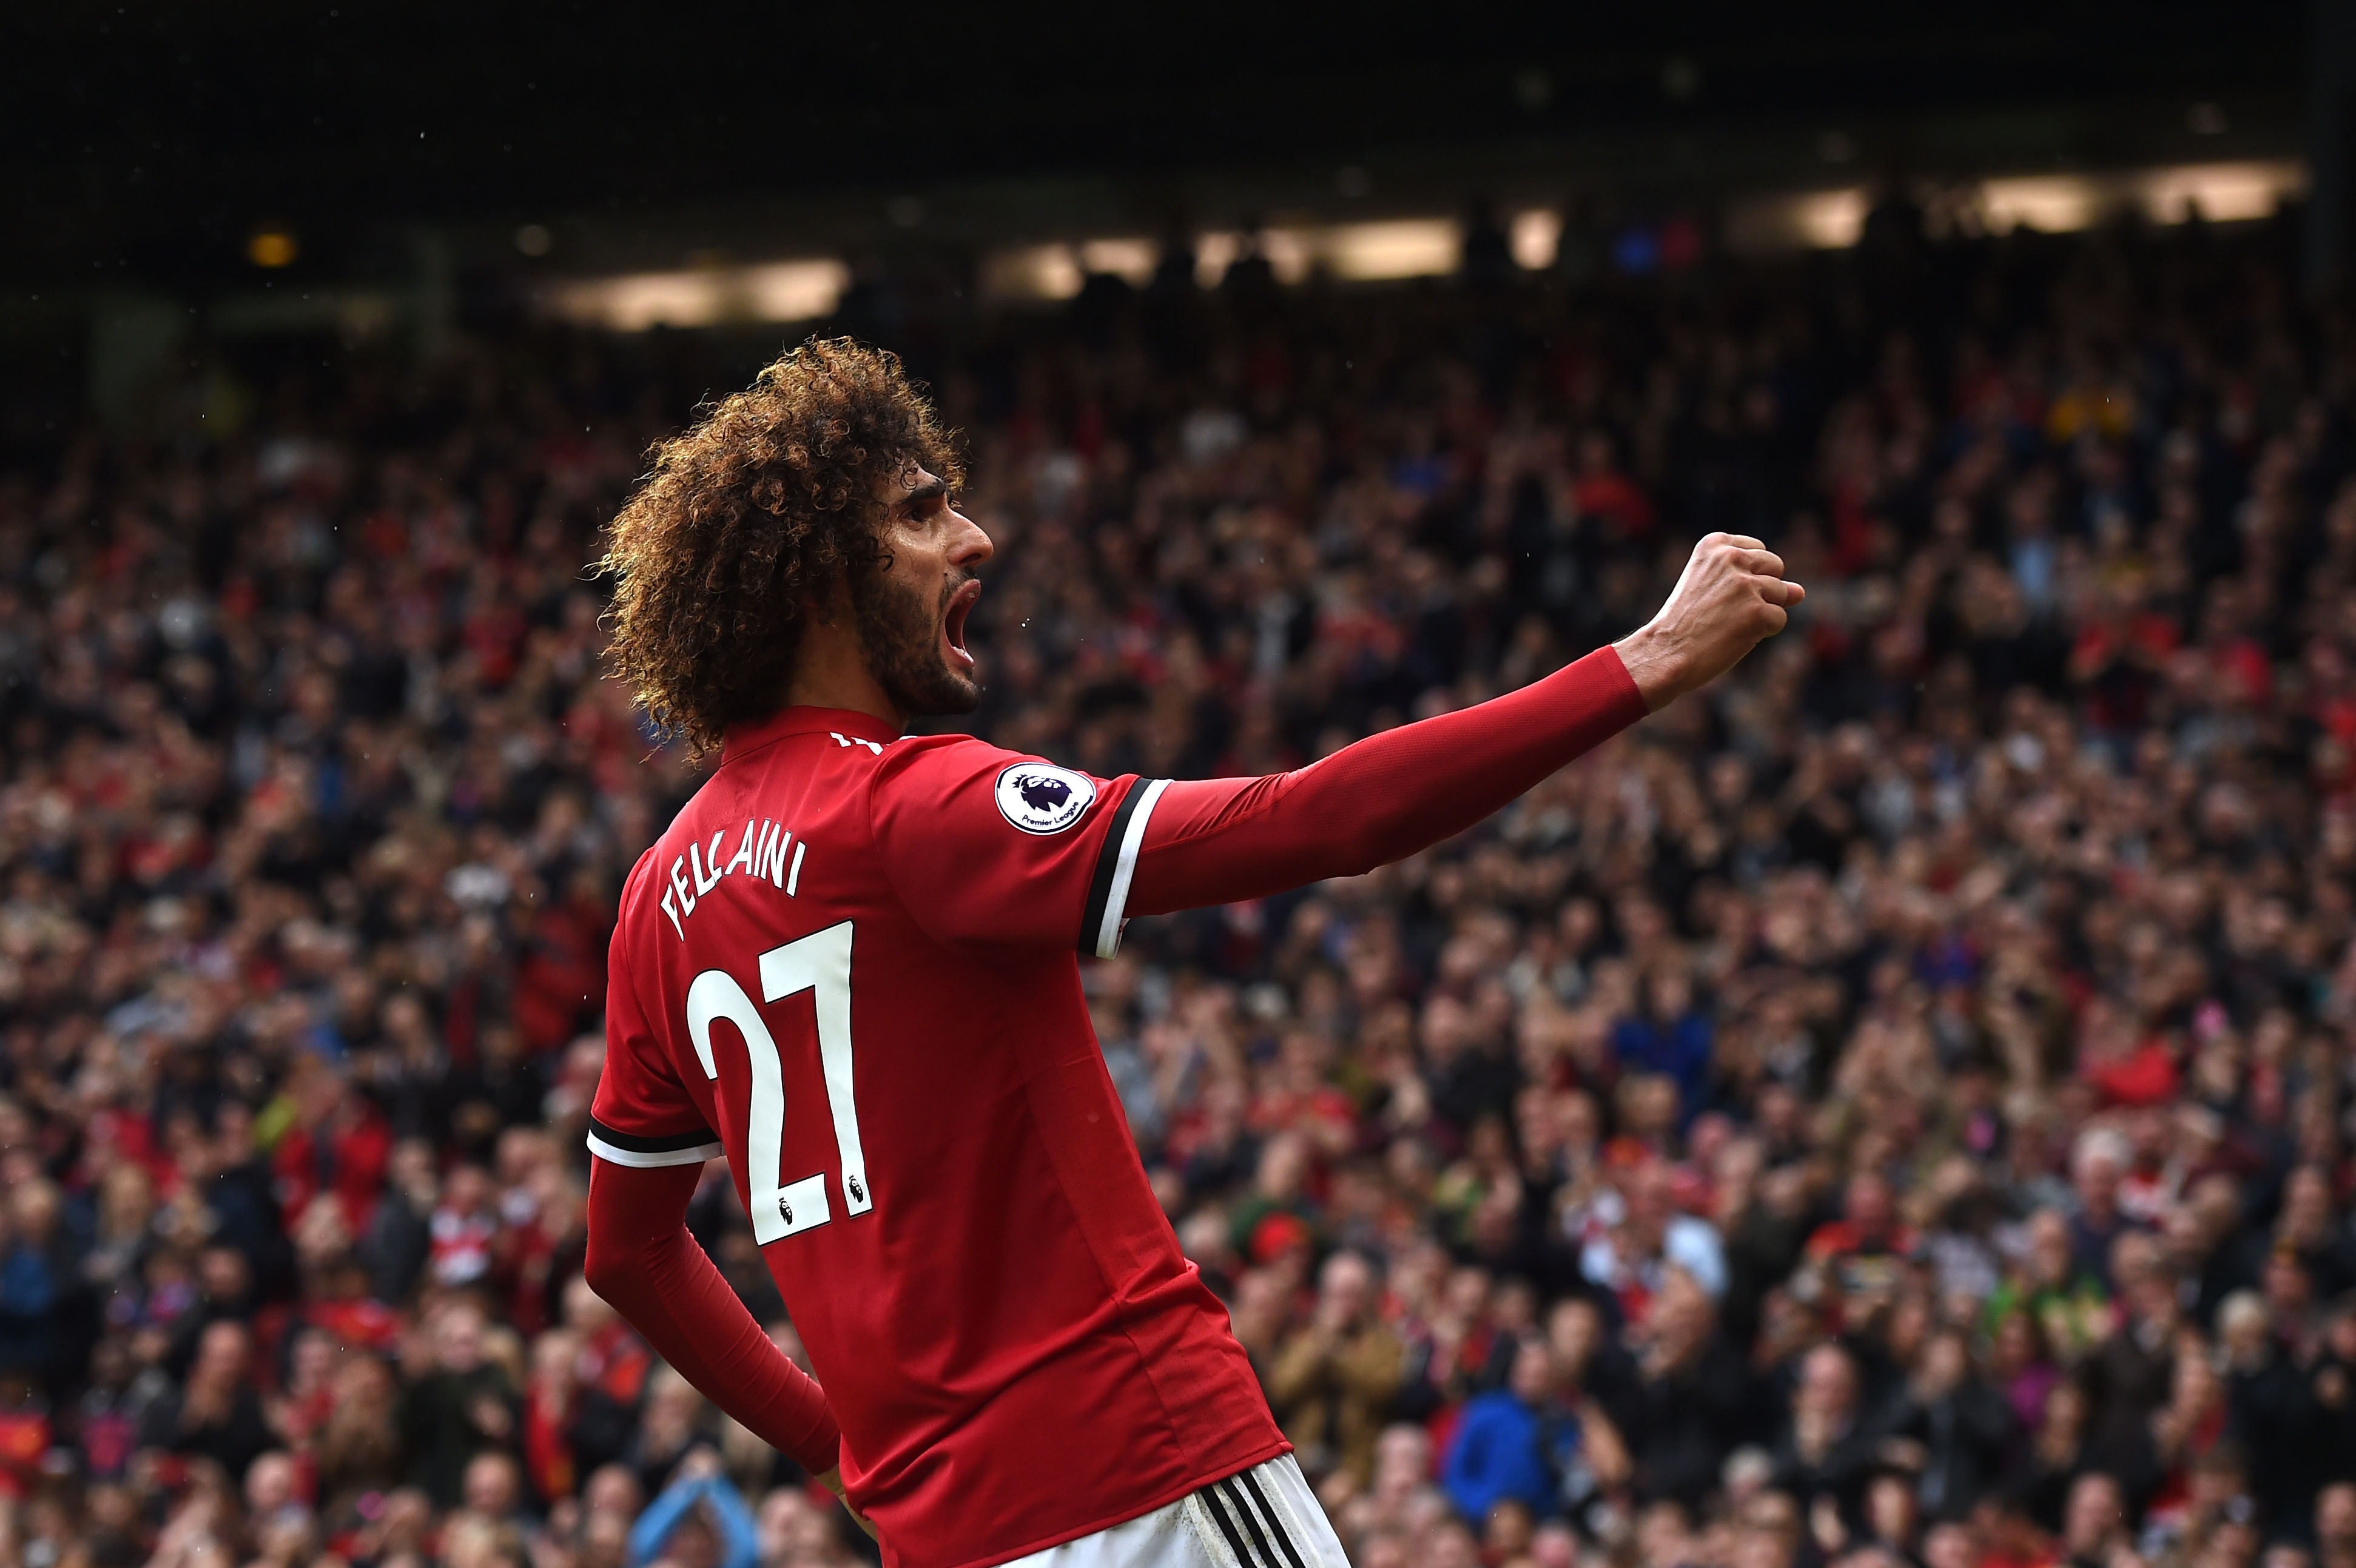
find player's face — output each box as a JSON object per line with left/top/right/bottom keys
{"left": 849, "top": 463, "right": 994, "bottom": 718}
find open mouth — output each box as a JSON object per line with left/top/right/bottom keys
{"left": 942, "top": 578, "right": 981, "bottom": 673}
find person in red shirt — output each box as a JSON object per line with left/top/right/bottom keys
{"left": 582, "top": 339, "right": 1803, "bottom": 1568}
{"left": 1802, "top": 1171, "right": 1917, "bottom": 1331}
{"left": 269, "top": 1059, "right": 392, "bottom": 1235}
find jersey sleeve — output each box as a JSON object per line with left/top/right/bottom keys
{"left": 867, "top": 736, "right": 1172, "bottom": 957}
{"left": 1123, "top": 644, "right": 1651, "bottom": 916}
{"left": 588, "top": 857, "right": 724, "bottom": 1168}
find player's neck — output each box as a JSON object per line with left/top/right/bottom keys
{"left": 783, "top": 613, "right": 907, "bottom": 735}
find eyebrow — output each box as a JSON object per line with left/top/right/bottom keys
{"left": 894, "top": 477, "right": 949, "bottom": 516}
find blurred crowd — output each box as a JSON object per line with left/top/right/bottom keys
{"left": 5, "top": 200, "right": 2356, "bottom": 1568}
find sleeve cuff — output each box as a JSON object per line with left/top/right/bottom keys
{"left": 785, "top": 1404, "right": 843, "bottom": 1477}
{"left": 1593, "top": 643, "right": 1655, "bottom": 725}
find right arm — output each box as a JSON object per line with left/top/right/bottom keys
{"left": 1123, "top": 644, "right": 1647, "bottom": 917}
{"left": 1123, "top": 533, "right": 1801, "bottom": 920}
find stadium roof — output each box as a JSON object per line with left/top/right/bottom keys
{"left": 2, "top": 1, "right": 2313, "bottom": 292}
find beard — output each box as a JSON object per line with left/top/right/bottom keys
{"left": 847, "top": 565, "right": 981, "bottom": 718}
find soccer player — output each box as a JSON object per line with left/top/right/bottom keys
{"left": 582, "top": 340, "right": 1802, "bottom": 1567}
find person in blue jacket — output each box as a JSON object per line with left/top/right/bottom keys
{"left": 1610, "top": 967, "right": 1714, "bottom": 1127}
{"left": 1444, "top": 1339, "right": 1573, "bottom": 1527}
{"left": 627, "top": 1450, "right": 761, "bottom": 1568}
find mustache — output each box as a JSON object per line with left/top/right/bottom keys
{"left": 937, "top": 568, "right": 982, "bottom": 610}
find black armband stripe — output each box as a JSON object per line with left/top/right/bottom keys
{"left": 586, "top": 1115, "right": 722, "bottom": 1168}
{"left": 1078, "top": 777, "right": 1171, "bottom": 958}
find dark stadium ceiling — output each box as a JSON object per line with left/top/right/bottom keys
{"left": 0, "top": 0, "right": 2316, "bottom": 292}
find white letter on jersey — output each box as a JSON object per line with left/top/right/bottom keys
{"left": 724, "top": 819, "right": 758, "bottom": 878}
{"left": 690, "top": 830, "right": 725, "bottom": 896}
{"left": 661, "top": 823, "right": 804, "bottom": 941}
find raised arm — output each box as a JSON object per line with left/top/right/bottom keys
{"left": 1122, "top": 533, "right": 1800, "bottom": 919}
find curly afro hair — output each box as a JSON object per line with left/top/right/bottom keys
{"left": 596, "top": 338, "right": 963, "bottom": 756}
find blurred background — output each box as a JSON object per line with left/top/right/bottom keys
{"left": 10, "top": 5, "right": 2356, "bottom": 1568}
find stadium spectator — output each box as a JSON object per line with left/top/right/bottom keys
{"left": 1441, "top": 1339, "right": 1561, "bottom": 1524}
{"left": 1267, "top": 1249, "right": 1405, "bottom": 1487}
{"left": 2319, "top": 1484, "right": 2356, "bottom": 1568}
{"left": 627, "top": 1451, "right": 760, "bottom": 1568}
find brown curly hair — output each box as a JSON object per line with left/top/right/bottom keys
{"left": 596, "top": 338, "right": 964, "bottom": 756}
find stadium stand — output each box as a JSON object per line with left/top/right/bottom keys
{"left": 5, "top": 203, "right": 2356, "bottom": 1568}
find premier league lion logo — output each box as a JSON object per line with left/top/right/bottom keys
{"left": 994, "top": 762, "right": 1097, "bottom": 834}
{"left": 1021, "top": 775, "right": 1072, "bottom": 814}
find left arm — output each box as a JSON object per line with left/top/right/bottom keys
{"left": 588, "top": 875, "right": 877, "bottom": 1541}
{"left": 582, "top": 1159, "right": 841, "bottom": 1476}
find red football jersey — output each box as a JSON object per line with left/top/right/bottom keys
{"left": 589, "top": 705, "right": 1287, "bottom": 1567}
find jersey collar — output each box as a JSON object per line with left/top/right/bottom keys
{"left": 721, "top": 705, "right": 902, "bottom": 765}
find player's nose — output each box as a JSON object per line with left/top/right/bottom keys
{"left": 947, "top": 506, "right": 994, "bottom": 568}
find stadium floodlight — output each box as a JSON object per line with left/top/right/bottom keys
{"left": 2135, "top": 160, "right": 2305, "bottom": 224}
{"left": 246, "top": 229, "right": 298, "bottom": 268}
{"left": 1724, "top": 158, "right": 2304, "bottom": 257}
{"left": 1185, "top": 220, "right": 1459, "bottom": 288}
{"left": 1979, "top": 175, "right": 2102, "bottom": 234}
{"left": 1076, "top": 238, "right": 1157, "bottom": 286}
{"left": 978, "top": 244, "right": 1086, "bottom": 303}
{"left": 1723, "top": 188, "right": 1867, "bottom": 252}
{"left": 1510, "top": 209, "right": 1563, "bottom": 271}
{"left": 546, "top": 259, "right": 850, "bottom": 331}
{"left": 1191, "top": 230, "right": 1241, "bottom": 288}
{"left": 551, "top": 271, "right": 723, "bottom": 329}
{"left": 547, "top": 156, "right": 2309, "bottom": 329}
{"left": 742, "top": 261, "right": 855, "bottom": 323}
{"left": 1789, "top": 190, "right": 1868, "bottom": 249}
{"left": 1319, "top": 219, "right": 1459, "bottom": 281}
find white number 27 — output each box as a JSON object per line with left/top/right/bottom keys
{"left": 684, "top": 920, "right": 873, "bottom": 1245}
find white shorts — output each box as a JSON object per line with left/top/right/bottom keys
{"left": 1004, "top": 1455, "right": 1351, "bottom": 1567}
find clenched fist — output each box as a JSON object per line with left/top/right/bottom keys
{"left": 1614, "top": 533, "right": 1805, "bottom": 711}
